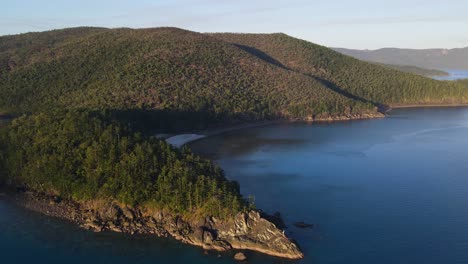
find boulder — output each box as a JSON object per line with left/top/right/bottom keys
{"left": 234, "top": 252, "right": 247, "bottom": 261}
{"left": 203, "top": 229, "right": 214, "bottom": 243}
{"left": 101, "top": 203, "right": 122, "bottom": 220}
{"left": 121, "top": 207, "right": 134, "bottom": 220}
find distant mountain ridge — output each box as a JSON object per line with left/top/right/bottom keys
{"left": 333, "top": 47, "right": 468, "bottom": 70}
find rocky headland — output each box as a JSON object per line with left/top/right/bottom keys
{"left": 10, "top": 190, "right": 304, "bottom": 259}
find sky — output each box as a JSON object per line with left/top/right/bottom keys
{"left": 2, "top": 0, "right": 468, "bottom": 49}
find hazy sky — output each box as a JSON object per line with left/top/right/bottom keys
{"left": 2, "top": 0, "right": 468, "bottom": 49}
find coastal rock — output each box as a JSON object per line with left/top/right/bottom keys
{"left": 11, "top": 191, "right": 304, "bottom": 259}
{"left": 213, "top": 211, "right": 304, "bottom": 259}
{"left": 82, "top": 220, "right": 103, "bottom": 232}
{"left": 234, "top": 252, "right": 247, "bottom": 261}
{"left": 203, "top": 228, "right": 215, "bottom": 243}
{"left": 121, "top": 207, "right": 134, "bottom": 220}
{"left": 100, "top": 203, "right": 122, "bottom": 220}
{"left": 260, "top": 211, "right": 286, "bottom": 229}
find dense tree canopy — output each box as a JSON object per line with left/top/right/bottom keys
{"left": 0, "top": 110, "right": 246, "bottom": 217}
{"left": 0, "top": 28, "right": 377, "bottom": 124}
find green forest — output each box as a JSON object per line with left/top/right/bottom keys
{"left": 0, "top": 110, "right": 246, "bottom": 217}
{"left": 2, "top": 28, "right": 467, "bottom": 124}
{"left": 1, "top": 27, "right": 467, "bottom": 217}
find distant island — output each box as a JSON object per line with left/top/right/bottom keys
{"left": 1, "top": 27, "right": 468, "bottom": 259}
{"left": 333, "top": 47, "right": 468, "bottom": 70}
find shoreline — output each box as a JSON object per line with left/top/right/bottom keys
{"left": 176, "top": 112, "right": 386, "bottom": 147}
{"left": 388, "top": 103, "right": 468, "bottom": 110}
{"left": 3, "top": 103, "right": 468, "bottom": 259}
{"left": 171, "top": 103, "right": 468, "bottom": 147}
{"left": 5, "top": 189, "right": 304, "bottom": 259}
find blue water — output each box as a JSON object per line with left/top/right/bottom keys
{"left": 2, "top": 107, "right": 468, "bottom": 263}
{"left": 433, "top": 70, "right": 468, "bottom": 81}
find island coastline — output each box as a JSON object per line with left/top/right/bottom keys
{"left": 4, "top": 189, "right": 304, "bottom": 259}
{"left": 2, "top": 104, "right": 468, "bottom": 259}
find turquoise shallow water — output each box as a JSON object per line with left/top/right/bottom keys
{"left": 2, "top": 107, "right": 468, "bottom": 264}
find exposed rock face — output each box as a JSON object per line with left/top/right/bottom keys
{"left": 208, "top": 211, "right": 303, "bottom": 259}
{"left": 306, "top": 112, "right": 385, "bottom": 122}
{"left": 12, "top": 191, "right": 303, "bottom": 259}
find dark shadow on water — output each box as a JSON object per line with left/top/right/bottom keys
{"left": 190, "top": 131, "right": 306, "bottom": 159}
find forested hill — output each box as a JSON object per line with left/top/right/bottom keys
{"left": 1, "top": 27, "right": 468, "bottom": 128}
{"left": 333, "top": 47, "right": 468, "bottom": 70}
{"left": 212, "top": 33, "right": 468, "bottom": 107}
{"left": 0, "top": 27, "right": 370, "bottom": 126}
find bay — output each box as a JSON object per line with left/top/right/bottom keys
{"left": 2, "top": 107, "right": 468, "bottom": 264}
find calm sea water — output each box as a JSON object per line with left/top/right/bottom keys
{"left": 2, "top": 107, "right": 468, "bottom": 264}
{"left": 433, "top": 70, "right": 468, "bottom": 80}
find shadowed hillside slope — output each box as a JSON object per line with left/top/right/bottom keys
{"left": 213, "top": 33, "right": 468, "bottom": 107}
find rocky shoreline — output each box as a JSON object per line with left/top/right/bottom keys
{"left": 302, "top": 112, "right": 385, "bottom": 122}
{"left": 9, "top": 190, "right": 304, "bottom": 260}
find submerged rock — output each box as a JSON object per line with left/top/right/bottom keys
{"left": 234, "top": 252, "right": 247, "bottom": 261}
{"left": 293, "top": 221, "right": 315, "bottom": 229}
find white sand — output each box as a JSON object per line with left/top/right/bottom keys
{"left": 165, "top": 134, "right": 206, "bottom": 148}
